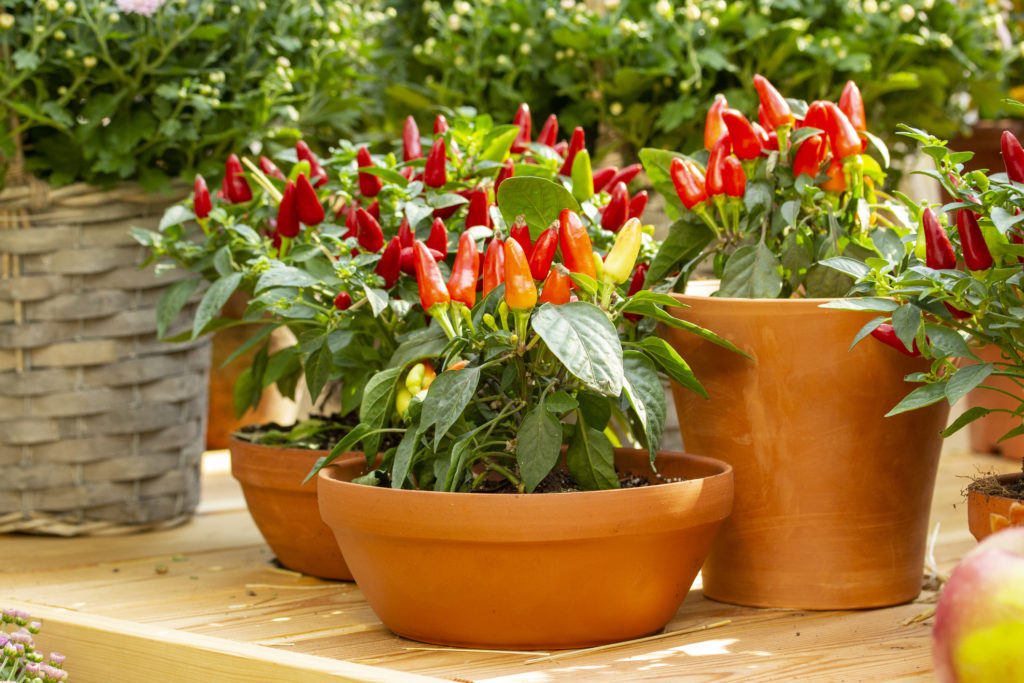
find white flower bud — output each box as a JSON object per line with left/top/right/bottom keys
{"left": 685, "top": 4, "right": 700, "bottom": 21}
{"left": 45, "top": 0, "right": 60, "bottom": 12}
{"left": 609, "top": 101, "right": 623, "bottom": 116}
{"left": 447, "top": 13, "right": 461, "bottom": 30}
{"left": 897, "top": 3, "right": 915, "bottom": 22}
{"left": 0, "top": 13, "right": 14, "bottom": 29}
{"left": 863, "top": 0, "right": 878, "bottom": 14}
{"left": 83, "top": 55, "right": 98, "bottom": 68}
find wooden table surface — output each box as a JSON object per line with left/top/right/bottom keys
{"left": 2, "top": 433, "right": 1020, "bottom": 683}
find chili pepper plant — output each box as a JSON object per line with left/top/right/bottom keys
{"left": 306, "top": 181, "right": 743, "bottom": 493}
{"left": 821, "top": 121, "right": 1024, "bottom": 445}
{"left": 640, "top": 75, "right": 906, "bottom": 298}
{"left": 136, "top": 105, "right": 653, "bottom": 445}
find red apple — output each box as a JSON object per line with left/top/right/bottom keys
{"left": 933, "top": 527, "right": 1024, "bottom": 682}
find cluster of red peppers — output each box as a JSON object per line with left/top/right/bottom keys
{"left": 669, "top": 76, "right": 870, "bottom": 233}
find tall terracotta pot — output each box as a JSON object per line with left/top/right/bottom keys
{"left": 662, "top": 295, "right": 949, "bottom": 609}
{"left": 318, "top": 449, "right": 733, "bottom": 650}
{"left": 229, "top": 436, "right": 356, "bottom": 580}
{"left": 966, "top": 345, "right": 1024, "bottom": 460}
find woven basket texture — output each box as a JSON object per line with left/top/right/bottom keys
{"left": 0, "top": 172, "right": 211, "bottom": 536}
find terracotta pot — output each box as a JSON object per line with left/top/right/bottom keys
{"left": 662, "top": 294, "right": 949, "bottom": 609}
{"left": 230, "top": 436, "right": 358, "bottom": 580}
{"left": 318, "top": 449, "right": 733, "bottom": 650}
{"left": 966, "top": 345, "right": 1024, "bottom": 460}
{"left": 967, "top": 472, "right": 1024, "bottom": 542}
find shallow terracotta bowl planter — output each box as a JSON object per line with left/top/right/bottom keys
{"left": 230, "top": 436, "right": 359, "bottom": 580}
{"left": 968, "top": 472, "right": 1024, "bottom": 542}
{"left": 662, "top": 294, "right": 949, "bottom": 610}
{"left": 318, "top": 449, "right": 733, "bottom": 650}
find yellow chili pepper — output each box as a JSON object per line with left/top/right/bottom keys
{"left": 601, "top": 217, "right": 642, "bottom": 285}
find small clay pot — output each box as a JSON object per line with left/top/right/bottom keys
{"left": 662, "top": 293, "right": 949, "bottom": 609}
{"left": 967, "top": 472, "right": 1024, "bottom": 542}
{"left": 230, "top": 436, "right": 362, "bottom": 580}
{"left": 318, "top": 449, "right": 733, "bottom": 650}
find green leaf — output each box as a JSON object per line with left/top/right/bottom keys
{"left": 643, "top": 221, "right": 715, "bottom": 288}
{"left": 945, "top": 363, "right": 994, "bottom": 406}
{"left": 390, "top": 427, "right": 420, "bottom": 489}
{"left": 497, "top": 177, "right": 580, "bottom": 237}
{"left": 256, "top": 265, "right": 319, "bottom": 291}
{"left": 544, "top": 391, "right": 578, "bottom": 414}
{"left": 636, "top": 337, "right": 708, "bottom": 399}
{"left": 577, "top": 392, "right": 611, "bottom": 429}
{"left": 891, "top": 304, "right": 921, "bottom": 355}
{"left": 566, "top": 423, "right": 618, "bottom": 491}
{"left": 885, "top": 381, "right": 948, "bottom": 417}
{"left": 303, "top": 423, "right": 376, "bottom": 483}
{"left": 362, "top": 284, "right": 389, "bottom": 317}
{"left": 620, "top": 300, "right": 750, "bottom": 358}
{"left": 156, "top": 278, "right": 200, "bottom": 339}
{"left": 924, "top": 324, "right": 976, "bottom": 359}
{"left": 532, "top": 302, "right": 624, "bottom": 396}
{"left": 359, "top": 166, "right": 410, "bottom": 188}
{"left": 479, "top": 125, "right": 520, "bottom": 163}
{"left": 940, "top": 406, "right": 990, "bottom": 438}
{"left": 159, "top": 204, "right": 196, "bottom": 231}
{"left": 192, "top": 273, "right": 242, "bottom": 339}
{"left": 213, "top": 246, "right": 234, "bottom": 277}
{"left": 621, "top": 352, "right": 666, "bottom": 464}
{"left": 819, "top": 256, "right": 871, "bottom": 280}
{"left": 387, "top": 329, "right": 448, "bottom": 370}
{"left": 305, "top": 343, "right": 333, "bottom": 404}
{"left": 420, "top": 366, "right": 482, "bottom": 450}
{"left": 804, "top": 263, "right": 854, "bottom": 298}
{"left": 518, "top": 404, "right": 564, "bottom": 493}
{"left": 359, "top": 367, "right": 403, "bottom": 458}
{"left": 819, "top": 298, "right": 898, "bottom": 312}
{"left": 12, "top": 50, "right": 40, "bottom": 71}
{"left": 717, "top": 243, "right": 783, "bottom": 298}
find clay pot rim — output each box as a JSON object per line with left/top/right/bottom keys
{"left": 671, "top": 292, "right": 847, "bottom": 305}
{"left": 318, "top": 449, "right": 734, "bottom": 541}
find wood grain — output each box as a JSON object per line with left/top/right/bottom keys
{"left": 1, "top": 435, "right": 1019, "bottom": 683}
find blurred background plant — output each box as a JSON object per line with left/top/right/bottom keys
{"left": 380, "top": 0, "right": 1019, "bottom": 162}
{"left": 0, "top": 0, "right": 390, "bottom": 191}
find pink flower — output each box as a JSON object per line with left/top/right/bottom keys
{"left": 114, "top": 0, "right": 166, "bottom": 16}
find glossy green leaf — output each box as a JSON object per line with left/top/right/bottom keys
{"left": 518, "top": 404, "right": 564, "bottom": 492}
{"left": 636, "top": 337, "right": 708, "bottom": 399}
{"left": 945, "top": 363, "right": 994, "bottom": 406}
{"left": 532, "top": 302, "right": 624, "bottom": 396}
{"left": 305, "top": 343, "right": 333, "bottom": 405}
{"left": 390, "top": 427, "right": 421, "bottom": 489}
{"left": 566, "top": 422, "right": 618, "bottom": 491}
{"left": 621, "top": 351, "right": 666, "bottom": 463}
{"left": 885, "top": 381, "right": 948, "bottom": 417}
{"left": 717, "top": 243, "right": 783, "bottom": 298}
{"left": 497, "top": 176, "right": 580, "bottom": 237}
{"left": 643, "top": 221, "right": 715, "bottom": 288}
{"left": 940, "top": 406, "right": 990, "bottom": 438}
{"left": 192, "top": 272, "right": 242, "bottom": 339}
{"left": 156, "top": 278, "right": 200, "bottom": 339}
{"left": 359, "top": 367, "right": 403, "bottom": 458}
{"left": 420, "top": 366, "right": 481, "bottom": 450}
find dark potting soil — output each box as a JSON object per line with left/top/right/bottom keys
{"left": 968, "top": 460, "right": 1024, "bottom": 501}
{"left": 473, "top": 469, "right": 685, "bottom": 494}
{"left": 234, "top": 414, "right": 401, "bottom": 452}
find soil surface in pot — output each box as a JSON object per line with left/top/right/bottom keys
{"left": 969, "top": 462, "right": 1024, "bottom": 501}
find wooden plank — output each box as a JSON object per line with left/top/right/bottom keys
{"left": 4, "top": 600, "right": 443, "bottom": 683}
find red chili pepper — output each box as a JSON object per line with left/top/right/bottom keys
{"left": 398, "top": 217, "right": 414, "bottom": 248}
{"left": 592, "top": 166, "right": 617, "bottom": 194}
{"left": 558, "top": 208, "right": 596, "bottom": 280}
{"left": 334, "top": 292, "right": 352, "bottom": 311}
{"left": 628, "top": 190, "right": 648, "bottom": 221}
{"left": 870, "top": 323, "right": 920, "bottom": 357}
{"left": 356, "top": 147, "right": 383, "bottom": 198}
{"left": 376, "top": 237, "right": 402, "bottom": 289}
{"left": 482, "top": 237, "right": 505, "bottom": 297}
{"left": 757, "top": 104, "right": 772, "bottom": 132}
{"left": 403, "top": 115, "right": 422, "bottom": 161}
{"left": 1002, "top": 131, "right": 1024, "bottom": 183}
{"left": 424, "top": 137, "right": 447, "bottom": 188}
{"left": 824, "top": 103, "right": 862, "bottom": 160}
{"left": 434, "top": 114, "right": 449, "bottom": 135}
{"left": 296, "top": 141, "right": 328, "bottom": 187}
{"left": 466, "top": 189, "right": 491, "bottom": 229}
{"left": 538, "top": 267, "right": 572, "bottom": 305}
{"left": 414, "top": 241, "right": 451, "bottom": 312}
{"left": 343, "top": 204, "right": 358, "bottom": 239}
{"left": 752, "top": 122, "right": 773, "bottom": 152}
{"left": 356, "top": 208, "right": 384, "bottom": 252}
{"left": 503, "top": 239, "right": 537, "bottom": 311}
{"left": 295, "top": 173, "right": 325, "bottom": 226}
{"left": 426, "top": 217, "right": 448, "bottom": 256}
{"left": 495, "top": 159, "right": 514, "bottom": 191}
{"left": 558, "top": 127, "right": 586, "bottom": 177}
{"left": 552, "top": 141, "right": 568, "bottom": 156}
{"left": 605, "top": 163, "right": 642, "bottom": 190}
{"left": 367, "top": 200, "right": 380, "bottom": 221}
{"left": 601, "top": 181, "right": 629, "bottom": 232}
{"left": 704, "top": 94, "right": 728, "bottom": 151}
{"left": 670, "top": 157, "right": 708, "bottom": 210}
{"left": 722, "top": 157, "right": 746, "bottom": 198}
{"left": 821, "top": 158, "right": 847, "bottom": 193}
{"left": 623, "top": 262, "right": 649, "bottom": 322}
{"left": 753, "top": 74, "right": 794, "bottom": 130}
{"left": 258, "top": 156, "right": 286, "bottom": 181}
{"left": 793, "top": 134, "right": 827, "bottom": 179}
{"left": 511, "top": 103, "right": 532, "bottom": 154}
{"left": 839, "top": 80, "right": 867, "bottom": 133}
{"left": 447, "top": 231, "right": 480, "bottom": 308}
{"left": 802, "top": 101, "right": 830, "bottom": 132}
{"left": 528, "top": 228, "right": 558, "bottom": 280}
{"left": 276, "top": 179, "right": 300, "bottom": 238}
{"left": 722, "top": 109, "right": 762, "bottom": 160}
{"left": 193, "top": 175, "right": 211, "bottom": 219}
{"left": 510, "top": 221, "right": 532, "bottom": 254}
{"left": 923, "top": 207, "right": 956, "bottom": 270}
{"left": 537, "top": 113, "right": 559, "bottom": 148}
{"left": 956, "top": 209, "right": 993, "bottom": 271}
{"left": 223, "top": 154, "right": 253, "bottom": 203}
{"left": 706, "top": 137, "right": 732, "bottom": 197}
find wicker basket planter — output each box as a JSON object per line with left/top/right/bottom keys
{"left": 0, "top": 177, "right": 212, "bottom": 536}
